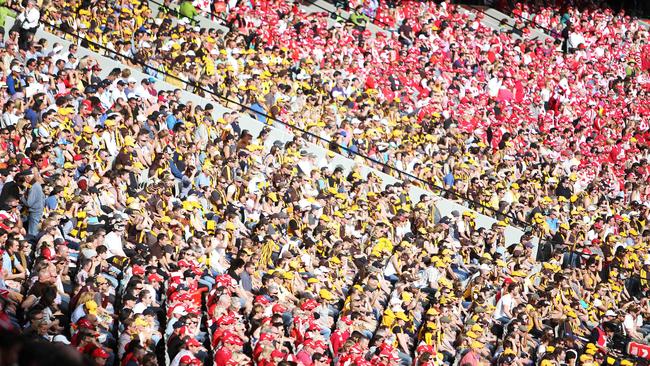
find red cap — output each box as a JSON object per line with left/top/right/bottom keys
{"left": 303, "top": 338, "right": 326, "bottom": 350}
{"left": 258, "top": 333, "right": 275, "bottom": 342}
{"left": 300, "top": 299, "right": 318, "bottom": 311}
{"left": 270, "top": 349, "right": 286, "bottom": 359}
{"left": 76, "top": 318, "right": 95, "bottom": 330}
{"left": 417, "top": 344, "right": 435, "bottom": 354}
{"left": 21, "top": 158, "right": 33, "bottom": 166}
{"left": 178, "top": 260, "right": 192, "bottom": 268}
{"left": 223, "top": 334, "right": 244, "bottom": 346}
{"left": 217, "top": 314, "right": 236, "bottom": 326}
{"left": 354, "top": 359, "right": 372, "bottom": 366}
{"left": 73, "top": 154, "right": 84, "bottom": 161}
{"left": 41, "top": 246, "right": 55, "bottom": 260}
{"left": 186, "top": 338, "right": 201, "bottom": 348}
{"left": 91, "top": 348, "right": 110, "bottom": 359}
{"left": 272, "top": 304, "right": 287, "bottom": 314}
{"left": 132, "top": 265, "right": 145, "bottom": 276}
{"left": 147, "top": 273, "right": 164, "bottom": 283}
{"left": 255, "top": 295, "right": 271, "bottom": 305}
{"left": 179, "top": 355, "right": 194, "bottom": 364}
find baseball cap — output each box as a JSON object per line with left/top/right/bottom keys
{"left": 91, "top": 348, "right": 110, "bottom": 359}
{"left": 185, "top": 338, "right": 201, "bottom": 347}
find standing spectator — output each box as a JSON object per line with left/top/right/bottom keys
{"left": 14, "top": 0, "right": 40, "bottom": 50}
{"left": 350, "top": 6, "right": 369, "bottom": 33}
{"left": 0, "top": 0, "right": 16, "bottom": 31}
{"left": 20, "top": 167, "right": 44, "bottom": 237}
{"left": 178, "top": 0, "right": 198, "bottom": 23}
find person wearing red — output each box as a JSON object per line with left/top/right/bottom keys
{"left": 91, "top": 347, "right": 111, "bottom": 366}
{"left": 170, "top": 338, "right": 204, "bottom": 366}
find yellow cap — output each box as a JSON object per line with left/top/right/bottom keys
{"left": 470, "top": 341, "right": 483, "bottom": 349}
{"left": 134, "top": 317, "right": 149, "bottom": 327}
{"left": 123, "top": 135, "right": 136, "bottom": 147}
{"left": 319, "top": 289, "right": 334, "bottom": 301}
{"left": 85, "top": 300, "right": 98, "bottom": 314}
{"left": 395, "top": 312, "right": 409, "bottom": 321}
{"left": 401, "top": 292, "right": 413, "bottom": 302}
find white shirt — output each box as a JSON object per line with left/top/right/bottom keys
{"left": 101, "top": 130, "right": 119, "bottom": 157}
{"left": 98, "top": 90, "right": 113, "bottom": 109}
{"left": 487, "top": 77, "right": 502, "bottom": 98}
{"left": 624, "top": 313, "right": 642, "bottom": 334}
{"left": 1, "top": 112, "right": 20, "bottom": 128}
{"left": 18, "top": 7, "right": 40, "bottom": 29}
{"left": 416, "top": 266, "right": 441, "bottom": 289}
{"left": 103, "top": 231, "right": 127, "bottom": 257}
{"left": 132, "top": 302, "right": 147, "bottom": 314}
{"left": 70, "top": 304, "right": 87, "bottom": 324}
{"left": 493, "top": 293, "right": 514, "bottom": 319}
{"left": 568, "top": 32, "right": 585, "bottom": 49}
{"left": 110, "top": 88, "right": 127, "bottom": 105}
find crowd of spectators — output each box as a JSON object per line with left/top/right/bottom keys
{"left": 0, "top": 0, "right": 649, "bottom": 366}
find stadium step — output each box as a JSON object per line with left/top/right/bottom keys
{"left": 7, "top": 18, "right": 530, "bottom": 248}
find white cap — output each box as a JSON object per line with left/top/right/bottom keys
{"left": 173, "top": 306, "right": 188, "bottom": 316}
{"left": 52, "top": 45, "right": 63, "bottom": 53}
{"left": 186, "top": 50, "right": 196, "bottom": 57}
{"left": 11, "top": 65, "right": 21, "bottom": 73}
{"left": 178, "top": 18, "right": 189, "bottom": 25}
{"left": 53, "top": 335, "right": 71, "bottom": 344}
{"left": 127, "top": 77, "right": 137, "bottom": 84}
{"left": 605, "top": 310, "right": 617, "bottom": 317}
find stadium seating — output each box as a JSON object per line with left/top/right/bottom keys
{"left": 0, "top": 1, "right": 648, "bottom": 366}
